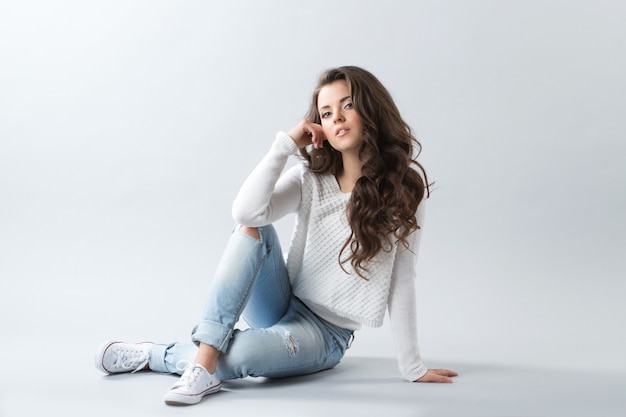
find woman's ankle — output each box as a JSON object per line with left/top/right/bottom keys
{"left": 195, "top": 343, "right": 220, "bottom": 374}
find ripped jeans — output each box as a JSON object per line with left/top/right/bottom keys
{"left": 148, "top": 225, "right": 353, "bottom": 380}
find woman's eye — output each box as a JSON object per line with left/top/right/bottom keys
{"left": 321, "top": 111, "right": 331, "bottom": 118}
{"left": 344, "top": 102, "right": 353, "bottom": 109}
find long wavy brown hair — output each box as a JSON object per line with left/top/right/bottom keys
{"left": 299, "top": 66, "right": 430, "bottom": 279}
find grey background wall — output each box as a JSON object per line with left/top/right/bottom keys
{"left": 1, "top": 0, "right": 624, "bottom": 383}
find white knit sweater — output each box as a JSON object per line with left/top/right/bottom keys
{"left": 232, "top": 132, "right": 428, "bottom": 381}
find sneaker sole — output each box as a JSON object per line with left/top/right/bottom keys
{"left": 163, "top": 383, "right": 222, "bottom": 405}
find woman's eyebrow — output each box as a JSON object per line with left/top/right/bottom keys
{"left": 319, "top": 95, "right": 352, "bottom": 111}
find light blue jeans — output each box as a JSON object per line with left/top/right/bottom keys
{"left": 148, "top": 225, "right": 353, "bottom": 380}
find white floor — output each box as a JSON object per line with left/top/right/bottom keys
{"left": 1, "top": 337, "right": 624, "bottom": 417}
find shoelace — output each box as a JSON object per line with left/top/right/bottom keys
{"left": 113, "top": 347, "right": 149, "bottom": 373}
{"left": 173, "top": 360, "right": 202, "bottom": 388}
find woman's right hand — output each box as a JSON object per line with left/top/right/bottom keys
{"left": 287, "top": 120, "right": 325, "bottom": 149}
{"left": 415, "top": 368, "right": 458, "bottom": 383}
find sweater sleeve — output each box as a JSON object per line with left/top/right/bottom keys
{"left": 231, "top": 131, "right": 302, "bottom": 226}
{"left": 387, "top": 198, "right": 428, "bottom": 381}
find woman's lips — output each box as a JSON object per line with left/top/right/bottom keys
{"left": 336, "top": 127, "right": 350, "bottom": 137}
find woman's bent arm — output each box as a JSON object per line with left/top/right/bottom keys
{"left": 232, "top": 132, "right": 302, "bottom": 226}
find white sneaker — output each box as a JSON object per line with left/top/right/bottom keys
{"left": 95, "top": 341, "right": 153, "bottom": 374}
{"left": 163, "top": 361, "right": 222, "bottom": 405}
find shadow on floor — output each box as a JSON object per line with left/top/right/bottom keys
{"left": 2, "top": 356, "right": 624, "bottom": 417}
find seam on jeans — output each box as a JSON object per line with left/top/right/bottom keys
{"left": 325, "top": 326, "right": 352, "bottom": 355}
{"left": 250, "top": 352, "right": 337, "bottom": 377}
{"left": 218, "top": 328, "right": 234, "bottom": 352}
{"left": 271, "top": 249, "right": 292, "bottom": 302}
{"left": 223, "top": 230, "right": 269, "bottom": 349}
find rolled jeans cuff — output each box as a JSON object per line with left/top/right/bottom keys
{"left": 191, "top": 320, "right": 234, "bottom": 353}
{"left": 148, "top": 343, "right": 173, "bottom": 373}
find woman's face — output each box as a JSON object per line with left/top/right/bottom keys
{"left": 317, "top": 80, "right": 364, "bottom": 155}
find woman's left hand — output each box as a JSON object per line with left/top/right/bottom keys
{"left": 415, "top": 368, "right": 458, "bottom": 383}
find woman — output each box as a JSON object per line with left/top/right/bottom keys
{"left": 95, "top": 66, "right": 457, "bottom": 405}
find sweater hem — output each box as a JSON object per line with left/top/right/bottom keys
{"left": 299, "top": 295, "right": 385, "bottom": 328}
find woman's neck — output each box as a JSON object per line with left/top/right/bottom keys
{"left": 337, "top": 153, "right": 362, "bottom": 193}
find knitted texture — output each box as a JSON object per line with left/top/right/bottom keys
{"left": 232, "top": 132, "right": 428, "bottom": 381}
{"left": 287, "top": 167, "right": 398, "bottom": 327}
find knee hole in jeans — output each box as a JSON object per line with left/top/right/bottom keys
{"left": 239, "top": 226, "right": 260, "bottom": 241}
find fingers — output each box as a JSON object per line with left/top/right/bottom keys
{"left": 415, "top": 368, "right": 458, "bottom": 383}
{"left": 288, "top": 120, "right": 325, "bottom": 149}
{"left": 304, "top": 122, "right": 324, "bottom": 149}
{"left": 432, "top": 374, "right": 453, "bottom": 383}
{"left": 432, "top": 368, "right": 458, "bottom": 377}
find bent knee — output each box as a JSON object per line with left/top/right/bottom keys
{"left": 239, "top": 226, "right": 260, "bottom": 241}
